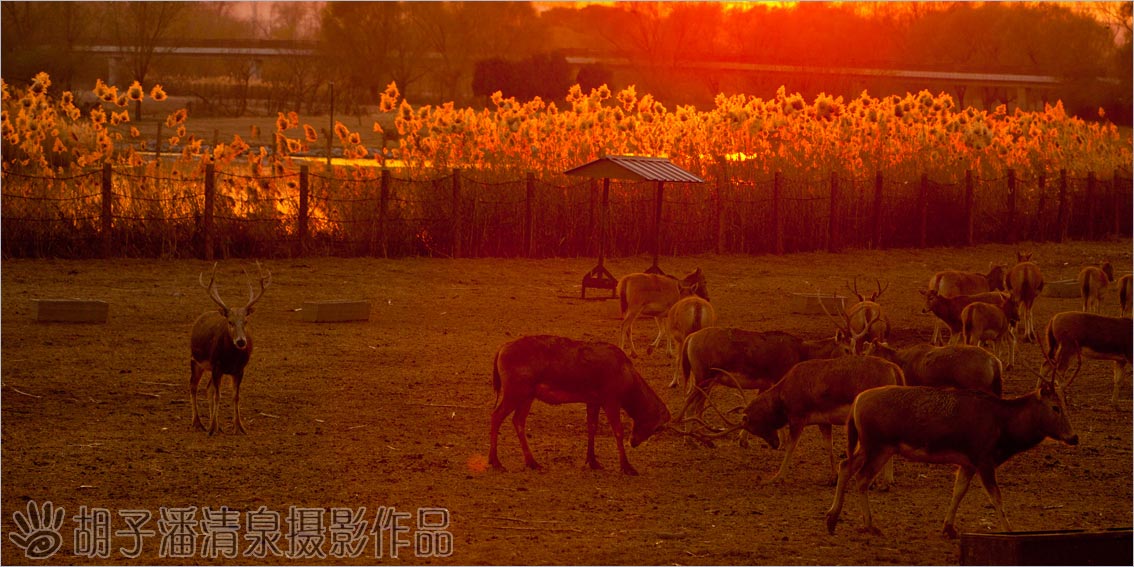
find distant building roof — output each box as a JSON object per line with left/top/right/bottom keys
{"left": 564, "top": 155, "right": 704, "bottom": 183}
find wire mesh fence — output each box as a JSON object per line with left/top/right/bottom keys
{"left": 2, "top": 164, "right": 1129, "bottom": 259}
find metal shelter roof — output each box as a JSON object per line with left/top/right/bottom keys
{"left": 563, "top": 155, "right": 704, "bottom": 183}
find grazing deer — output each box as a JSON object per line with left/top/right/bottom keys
{"left": 616, "top": 269, "right": 708, "bottom": 358}
{"left": 920, "top": 290, "right": 1014, "bottom": 346}
{"left": 823, "top": 278, "right": 889, "bottom": 354}
{"left": 489, "top": 335, "right": 670, "bottom": 475}
{"left": 925, "top": 265, "right": 1007, "bottom": 344}
{"left": 675, "top": 327, "right": 848, "bottom": 426}
{"left": 1006, "top": 252, "right": 1044, "bottom": 342}
{"left": 1078, "top": 260, "right": 1113, "bottom": 314}
{"left": 825, "top": 376, "right": 1078, "bottom": 538}
{"left": 664, "top": 296, "right": 717, "bottom": 388}
{"left": 961, "top": 300, "right": 1019, "bottom": 370}
{"left": 190, "top": 262, "right": 271, "bottom": 435}
{"left": 738, "top": 355, "right": 904, "bottom": 485}
{"left": 864, "top": 342, "right": 1003, "bottom": 397}
{"left": 1119, "top": 274, "right": 1133, "bottom": 317}
{"left": 1042, "top": 311, "right": 1133, "bottom": 404}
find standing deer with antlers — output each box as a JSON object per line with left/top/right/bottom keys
{"left": 190, "top": 262, "right": 271, "bottom": 435}
{"left": 824, "top": 278, "right": 889, "bottom": 354}
{"left": 1006, "top": 252, "right": 1044, "bottom": 343}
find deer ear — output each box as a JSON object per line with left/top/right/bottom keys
{"left": 217, "top": 306, "right": 228, "bottom": 317}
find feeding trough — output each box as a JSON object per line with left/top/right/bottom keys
{"left": 790, "top": 292, "right": 847, "bottom": 315}
{"left": 960, "top": 528, "right": 1132, "bottom": 565}
{"left": 564, "top": 155, "right": 704, "bottom": 299}
{"left": 1042, "top": 279, "right": 1080, "bottom": 298}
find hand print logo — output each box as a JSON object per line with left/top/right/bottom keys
{"left": 8, "top": 500, "right": 65, "bottom": 559}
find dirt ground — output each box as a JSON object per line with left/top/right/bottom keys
{"left": 2, "top": 240, "right": 1132, "bottom": 565}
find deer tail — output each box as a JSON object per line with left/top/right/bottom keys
{"left": 679, "top": 335, "right": 693, "bottom": 390}
{"left": 845, "top": 412, "right": 860, "bottom": 458}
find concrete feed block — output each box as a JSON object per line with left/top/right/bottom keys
{"left": 1042, "top": 279, "right": 1079, "bottom": 298}
{"left": 34, "top": 299, "right": 109, "bottom": 323}
{"left": 301, "top": 300, "right": 371, "bottom": 323}
{"left": 790, "top": 293, "right": 846, "bottom": 315}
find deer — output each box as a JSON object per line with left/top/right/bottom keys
{"left": 864, "top": 342, "right": 1003, "bottom": 397}
{"left": 674, "top": 327, "right": 849, "bottom": 427}
{"left": 190, "top": 262, "right": 271, "bottom": 435}
{"left": 961, "top": 299, "right": 1019, "bottom": 370}
{"left": 1042, "top": 311, "right": 1133, "bottom": 405}
{"left": 926, "top": 265, "right": 1007, "bottom": 344}
{"left": 1006, "top": 251, "right": 1044, "bottom": 343}
{"left": 736, "top": 355, "right": 905, "bottom": 485}
{"left": 663, "top": 296, "right": 717, "bottom": 389}
{"left": 919, "top": 289, "right": 1014, "bottom": 346}
{"left": 822, "top": 278, "right": 890, "bottom": 354}
{"left": 616, "top": 268, "right": 708, "bottom": 358}
{"left": 489, "top": 335, "right": 670, "bottom": 475}
{"left": 1078, "top": 260, "right": 1113, "bottom": 314}
{"left": 825, "top": 368, "right": 1078, "bottom": 538}
{"left": 1119, "top": 274, "right": 1132, "bottom": 318}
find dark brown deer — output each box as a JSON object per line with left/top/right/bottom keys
{"left": 190, "top": 263, "right": 271, "bottom": 435}
{"left": 738, "top": 355, "right": 905, "bottom": 485}
{"left": 925, "top": 265, "right": 1007, "bottom": 344}
{"left": 664, "top": 296, "right": 717, "bottom": 388}
{"left": 825, "top": 374, "right": 1077, "bottom": 538}
{"left": 489, "top": 335, "right": 670, "bottom": 475}
{"left": 1118, "top": 274, "right": 1132, "bottom": 318}
{"left": 864, "top": 342, "right": 1002, "bottom": 397}
{"left": 960, "top": 299, "right": 1019, "bottom": 369}
{"left": 919, "top": 289, "right": 1013, "bottom": 346}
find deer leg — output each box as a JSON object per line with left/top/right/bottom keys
{"left": 668, "top": 349, "right": 682, "bottom": 389}
{"left": 819, "top": 424, "right": 838, "bottom": 485}
{"left": 931, "top": 319, "right": 941, "bottom": 346}
{"left": 766, "top": 423, "right": 804, "bottom": 484}
{"left": 231, "top": 371, "right": 246, "bottom": 435}
{"left": 942, "top": 466, "right": 975, "bottom": 539}
{"left": 620, "top": 307, "right": 644, "bottom": 358}
{"left": 189, "top": 360, "right": 205, "bottom": 431}
{"left": 852, "top": 447, "right": 893, "bottom": 536}
{"left": 976, "top": 465, "right": 1011, "bottom": 533}
{"left": 646, "top": 316, "right": 666, "bottom": 355}
{"left": 488, "top": 397, "right": 515, "bottom": 471}
{"left": 1112, "top": 361, "right": 1127, "bottom": 405}
{"left": 585, "top": 403, "right": 603, "bottom": 470}
{"left": 603, "top": 402, "right": 637, "bottom": 476}
{"left": 511, "top": 398, "right": 541, "bottom": 471}
{"left": 207, "top": 374, "right": 222, "bottom": 436}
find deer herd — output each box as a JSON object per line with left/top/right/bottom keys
{"left": 186, "top": 252, "right": 1130, "bottom": 540}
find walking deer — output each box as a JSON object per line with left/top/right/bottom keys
{"left": 738, "top": 355, "right": 904, "bottom": 485}
{"left": 664, "top": 296, "right": 717, "bottom": 388}
{"left": 616, "top": 269, "right": 708, "bottom": 358}
{"left": 489, "top": 335, "right": 670, "bottom": 475}
{"left": 190, "top": 262, "right": 271, "bottom": 435}
{"left": 926, "top": 265, "right": 1007, "bottom": 344}
{"left": 825, "top": 375, "right": 1077, "bottom": 538}
{"left": 1042, "top": 311, "right": 1133, "bottom": 404}
{"left": 1006, "top": 252, "right": 1044, "bottom": 342}
{"left": 920, "top": 290, "right": 1014, "bottom": 346}
{"left": 1078, "top": 260, "right": 1113, "bottom": 314}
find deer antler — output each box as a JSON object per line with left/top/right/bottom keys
{"left": 818, "top": 288, "right": 851, "bottom": 336}
{"left": 874, "top": 278, "right": 889, "bottom": 301}
{"left": 199, "top": 262, "right": 229, "bottom": 311}
{"left": 243, "top": 261, "right": 272, "bottom": 310}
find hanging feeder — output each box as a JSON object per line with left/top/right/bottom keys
{"left": 564, "top": 155, "right": 704, "bottom": 299}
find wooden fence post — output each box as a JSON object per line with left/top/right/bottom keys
{"left": 872, "top": 170, "right": 883, "bottom": 249}
{"left": 101, "top": 163, "right": 113, "bottom": 258}
{"left": 452, "top": 168, "right": 462, "bottom": 258}
{"left": 1056, "top": 169, "right": 1068, "bottom": 243}
{"left": 297, "top": 165, "right": 309, "bottom": 256}
{"left": 918, "top": 172, "right": 928, "bottom": 248}
{"left": 524, "top": 172, "right": 534, "bottom": 258}
{"left": 828, "top": 171, "right": 839, "bottom": 252}
{"left": 203, "top": 162, "right": 215, "bottom": 261}
{"left": 376, "top": 166, "right": 390, "bottom": 258}
{"left": 773, "top": 171, "right": 784, "bottom": 255}
{"left": 1086, "top": 171, "right": 1096, "bottom": 240}
{"left": 1006, "top": 169, "right": 1017, "bottom": 244}
{"left": 964, "top": 170, "right": 975, "bottom": 247}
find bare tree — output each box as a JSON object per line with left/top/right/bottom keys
{"left": 104, "top": 1, "right": 189, "bottom": 119}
